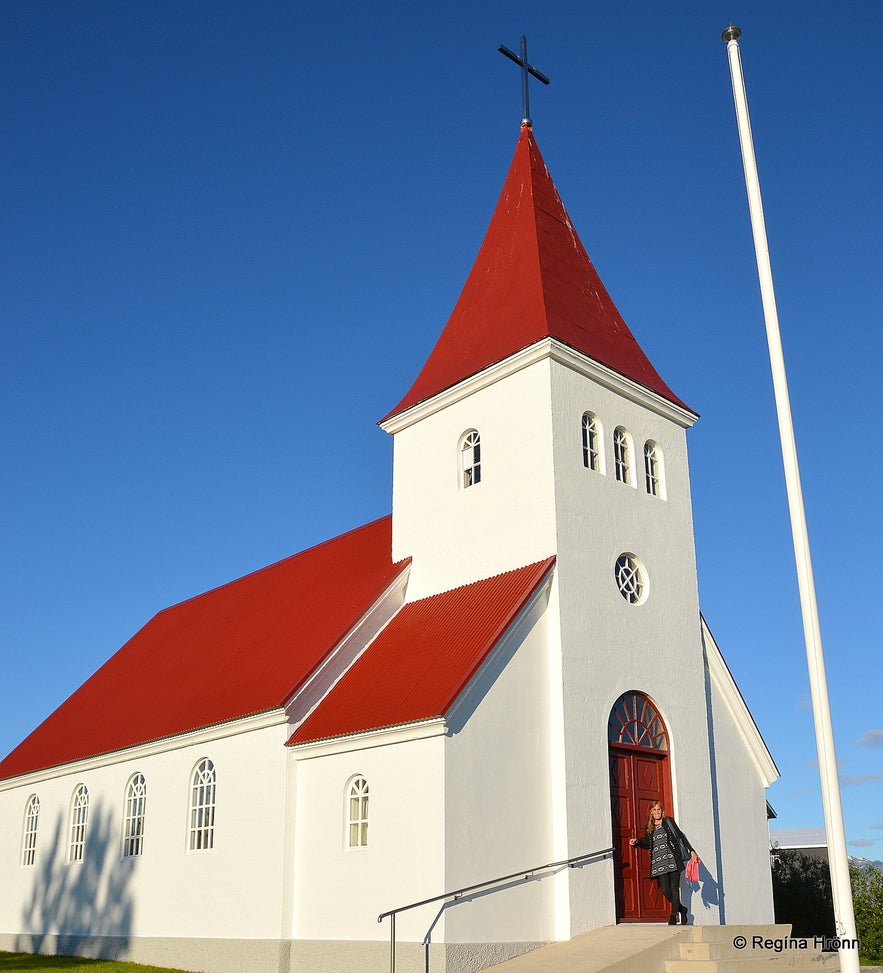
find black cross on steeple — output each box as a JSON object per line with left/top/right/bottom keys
{"left": 498, "top": 35, "right": 550, "bottom": 127}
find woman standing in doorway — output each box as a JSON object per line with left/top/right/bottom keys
{"left": 629, "top": 800, "right": 699, "bottom": 925}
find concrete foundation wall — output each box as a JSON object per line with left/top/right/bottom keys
{"left": 0, "top": 932, "right": 544, "bottom": 973}
{"left": 0, "top": 932, "right": 288, "bottom": 973}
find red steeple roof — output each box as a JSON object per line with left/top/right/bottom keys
{"left": 384, "top": 126, "right": 688, "bottom": 419}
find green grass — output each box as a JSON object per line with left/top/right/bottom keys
{"left": 0, "top": 954, "right": 192, "bottom": 973}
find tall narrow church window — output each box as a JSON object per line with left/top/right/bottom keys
{"left": 346, "top": 776, "right": 369, "bottom": 848}
{"left": 122, "top": 773, "right": 147, "bottom": 858}
{"left": 613, "top": 427, "right": 632, "bottom": 485}
{"left": 644, "top": 441, "right": 664, "bottom": 498}
{"left": 460, "top": 430, "right": 481, "bottom": 488}
{"left": 189, "top": 759, "right": 216, "bottom": 851}
{"left": 614, "top": 553, "right": 646, "bottom": 605}
{"left": 582, "top": 412, "right": 602, "bottom": 472}
{"left": 608, "top": 692, "right": 669, "bottom": 751}
{"left": 68, "top": 784, "right": 89, "bottom": 863}
{"left": 21, "top": 795, "right": 40, "bottom": 867}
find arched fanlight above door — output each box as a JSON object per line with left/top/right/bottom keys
{"left": 608, "top": 691, "right": 668, "bottom": 751}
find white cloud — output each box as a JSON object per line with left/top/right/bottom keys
{"left": 803, "top": 759, "right": 849, "bottom": 770}
{"left": 857, "top": 729, "right": 883, "bottom": 748}
{"left": 848, "top": 838, "right": 876, "bottom": 848}
{"left": 839, "top": 773, "right": 883, "bottom": 787}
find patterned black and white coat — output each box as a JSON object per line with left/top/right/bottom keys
{"left": 633, "top": 816, "right": 696, "bottom": 870}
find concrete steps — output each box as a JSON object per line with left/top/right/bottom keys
{"left": 485, "top": 924, "right": 841, "bottom": 973}
{"left": 484, "top": 924, "right": 687, "bottom": 973}
{"left": 667, "top": 925, "right": 841, "bottom": 973}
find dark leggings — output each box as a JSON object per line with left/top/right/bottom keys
{"left": 657, "top": 869, "right": 683, "bottom": 916}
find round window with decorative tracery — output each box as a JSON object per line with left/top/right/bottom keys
{"left": 615, "top": 553, "right": 646, "bottom": 604}
{"left": 608, "top": 692, "right": 668, "bottom": 751}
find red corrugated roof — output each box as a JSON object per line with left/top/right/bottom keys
{"left": 0, "top": 517, "right": 406, "bottom": 781}
{"left": 383, "top": 126, "right": 688, "bottom": 420}
{"left": 287, "top": 557, "right": 556, "bottom": 746}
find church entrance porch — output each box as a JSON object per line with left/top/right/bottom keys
{"left": 608, "top": 691, "right": 673, "bottom": 922}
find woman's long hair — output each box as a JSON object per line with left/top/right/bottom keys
{"left": 645, "top": 800, "right": 665, "bottom": 836}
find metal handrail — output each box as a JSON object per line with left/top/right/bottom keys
{"left": 377, "top": 845, "right": 613, "bottom": 973}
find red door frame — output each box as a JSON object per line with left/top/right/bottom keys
{"left": 608, "top": 693, "right": 674, "bottom": 923}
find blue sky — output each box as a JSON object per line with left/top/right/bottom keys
{"left": 2, "top": 1, "right": 880, "bottom": 854}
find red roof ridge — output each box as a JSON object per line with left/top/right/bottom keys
{"left": 0, "top": 515, "right": 405, "bottom": 782}
{"left": 404, "top": 554, "right": 556, "bottom": 605}
{"left": 1, "top": 706, "right": 289, "bottom": 781}
{"left": 287, "top": 555, "right": 556, "bottom": 748}
{"left": 383, "top": 127, "right": 689, "bottom": 421}
{"left": 156, "top": 514, "right": 399, "bottom": 618}
{"left": 429, "top": 556, "right": 556, "bottom": 717}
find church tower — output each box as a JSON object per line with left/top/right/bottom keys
{"left": 381, "top": 123, "right": 696, "bottom": 597}
{"left": 381, "top": 123, "right": 723, "bottom": 933}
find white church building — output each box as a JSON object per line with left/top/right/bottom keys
{"left": 0, "top": 123, "right": 778, "bottom": 973}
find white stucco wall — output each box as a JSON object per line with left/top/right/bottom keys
{"left": 442, "top": 577, "right": 559, "bottom": 946}
{"left": 389, "top": 357, "right": 558, "bottom": 601}
{"left": 289, "top": 732, "right": 446, "bottom": 945}
{"left": 547, "top": 358, "right": 721, "bottom": 932}
{"left": 0, "top": 718, "right": 290, "bottom": 946}
{"left": 704, "top": 655, "right": 777, "bottom": 924}
{"left": 387, "top": 345, "right": 734, "bottom": 937}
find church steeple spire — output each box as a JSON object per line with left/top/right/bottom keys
{"left": 383, "top": 127, "right": 689, "bottom": 422}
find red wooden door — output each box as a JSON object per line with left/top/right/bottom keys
{"left": 608, "top": 692, "right": 673, "bottom": 922}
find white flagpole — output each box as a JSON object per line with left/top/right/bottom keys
{"left": 721, "top": 25, "right": 858, "bottom": 971}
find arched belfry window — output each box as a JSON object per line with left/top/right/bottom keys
{"left": 346, "top": 776, "right": 369, "bottom": 848}
{"left": 644, "top": 441, "right": 665, "bottom": 498}
{"left": 608, "top": 692, "right": 669, "bottom": 751}
{"left": 613, "top": 427, "right": 633, "bottom": 486}
{"left": 460, "top": 430, "right": 481, "bottom": 488}
{"left": 582, "top": 412, "right": 603, "bottom": 472}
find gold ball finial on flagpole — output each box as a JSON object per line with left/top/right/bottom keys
{"left": 722, "top": 24, "right": 742, "bottom": 43}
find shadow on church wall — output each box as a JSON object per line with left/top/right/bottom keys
{"left": 16, "top": 801, "right": 135, "bottom": 958}
{"left": 683, "top": 862, "right": 721, "bottom": 920}
{"left": 701, "top": 647, "right": 726, "bottom": 924}
{"left": 696, "top": 861, "right": 721, "bottom": 913}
